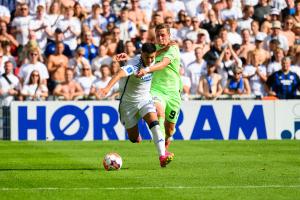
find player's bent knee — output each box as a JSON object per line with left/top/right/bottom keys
{"left": 149, "top": 121, "right": 159, "bottom": 129}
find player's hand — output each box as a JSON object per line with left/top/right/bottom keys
{"left": 99, "top": 88, "right": 109, "bottom": 97}
{"left": 156, "top": 41, "right": 178, "bottom": 56}
{"left": 136, "top": 68, "right": 147, "bottom": 78}
{"left": 114, "top": 53, "right": 129, "bottom": 62}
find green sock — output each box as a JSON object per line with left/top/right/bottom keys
{"left": 158, "top": 117, "right": 166, "bottom": 138}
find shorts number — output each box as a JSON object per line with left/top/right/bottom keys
{"left": 169, "top": 110, "right": 176, "bottom": 119}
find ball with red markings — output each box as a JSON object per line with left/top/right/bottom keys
{"left": 103, "top": 153, "right": 122, "bottom": 171}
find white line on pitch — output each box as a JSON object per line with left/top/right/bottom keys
{"left": 1, "top": 185, "right": 300, "bottom": 191}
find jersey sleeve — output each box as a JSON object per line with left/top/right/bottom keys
{"left": 121, "top": 65, "right": 136, "bottom": 76}
{"left": 163, "top": 45, "right": 179, "bottom": 61}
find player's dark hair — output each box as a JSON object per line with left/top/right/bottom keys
{"left": 141, "top": 43, "right": 156, "bottom": 54}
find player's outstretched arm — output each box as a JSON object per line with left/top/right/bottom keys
{"left": 100, "top": 69, "right": 127, "bottom": 96}
{"left": 136, "top": 57, "right": 171, "bottom": 78}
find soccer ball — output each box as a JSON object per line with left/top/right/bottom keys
{"left": 103, "top": 153, "right": 122, "bottom": 171}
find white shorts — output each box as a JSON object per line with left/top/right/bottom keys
{"left": 119, "top": 100, "right": 156, "bottom": 129}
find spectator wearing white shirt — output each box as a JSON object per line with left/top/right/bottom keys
{"left": 56, "top": 6, "right": 81, "bottom": 51}
{"left": 267, "top": 47, "right": 284, "bottom": 76}
{"left": 11, "top": 3, "right": 32, "bottom": 46}
{"left": 180, "top": 39, "right": 195, "bottom": 69}
{"left": 28, "top": 0, "right": 51, "bottom": 15}
{"left": 216, "top": 44, "right": 243, "bottom": 87}
{"left": 116, "top": 8, "right": 137, "bottom": 43}
{"left": 0, "top": 5, "right": 11, "bottom": 24}
{"left": 19, "top": 47, "right": 49, "bottom": 86}
{"left": 243, "top": 51, "right": 267, "bottom": 97}
{"left": 29, "top": 5, "right": 52, "bottom": 52}
{"left": 250, "top": 20, "right": 267, "bottom": 43}
{"left": 75, "top": 66, "right": 97, "bottom": 99}
{"left": 227, "top": 19, "right": 242, "bottom": 45}
{"left": 220, "top": 0, "right": 242, "bottom": 22}
{"left": 270, "top": 0, "right": 287, "bottom": 11}
{"left": 237, "top": 5, "right": 254, "bottom": 33}
{"left": 166, "top": 0, "right": 186, "bottom": 19}
{"left": 183, "top": 0, "right": 200, "bottom": 17}
{"left": 21, "top": 70, "right": 48, "bottom": 101}
{"left": 0, "top": 61, "right": 19, "bottom": 139}
{"left": 91, "top": 45, "right": 113, "bottom": 78}
{"left": 0, "top": 61, "right": 19, "bottom": 106}
{"left": 68, "top": 47, "right": 91, "bottom": 77}
{"left": 83, "top": 4, "right": 107, "bottom": 46}
{"left": 90, "top": 64, "right": 119, "bottom": 100}
{"left": 186, "top": 17, "right": 210, "bottom": 44}
{"left": 264, "top": 21, "right": 289, "bottom": 53}
{"left": 195, "top": 0, "right": 212, "bottom": 23}
{"left": 47, "top": 1, "right": 64, "bottom": 38}
{"left": 164, "top": 17, "right": 181, "bottom": 43}
{"left": 186, "top": 47, "right": 207, "bottom": 95}
{"left": 177, "top": 15, "right": 193, "bottom": 40}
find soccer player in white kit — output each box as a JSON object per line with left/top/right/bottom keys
{"left": 100, "top": 43, "right": 174, "bottom": 167}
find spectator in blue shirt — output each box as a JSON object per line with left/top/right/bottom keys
{"left": 77, "top": 30, "right": 98, "bottom": 63}
{"left": 101, "top": 0, "right": 118, "bottom": 23}
{"left": 266, "top": 57, "right": 300, "bottom": 99}
{"left": 223, "top": 65, "right": 251, "bottom": 95}
{"left": 44, "top": 28, "right": 72, "bottom": 58}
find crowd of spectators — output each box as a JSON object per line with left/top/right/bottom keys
{"left": 0, "top": 0, "right": 300, "bottom": 106}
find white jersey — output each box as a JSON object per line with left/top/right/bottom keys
{"left": 243, "top": 64, "right": 267, "bottom": 96}
{"left": 119, "top": 55, "right": 154, "bottom": 104}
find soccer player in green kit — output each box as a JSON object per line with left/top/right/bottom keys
{"left": 136, "top": 23, "right": 182, "bottom": 151}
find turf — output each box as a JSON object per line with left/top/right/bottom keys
{"left": 0, "top": 140, "right": 299, "bottom": 200}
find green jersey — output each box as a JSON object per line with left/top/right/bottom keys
{"left": 151, "top": 45, "right": 182, "bottom": 94}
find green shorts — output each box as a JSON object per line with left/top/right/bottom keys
{"left": 151, "top": 90, "right": 182, "bottom": 124}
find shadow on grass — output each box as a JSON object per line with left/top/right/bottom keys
{"left": 0, "top": 167, "right": 129, "bottom": 171}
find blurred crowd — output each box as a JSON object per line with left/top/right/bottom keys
{"left": 0, "top": 0, "right": 300, "bottom": 106}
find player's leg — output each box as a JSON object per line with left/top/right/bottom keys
{"left": 140, "top": 103, "right": 173, "bottom": 167}
{"left": 164, "top": 94, "right": 181, "bottom": 149}
{"left": 151, "top": 92, "right": 167, "bottom": 137}
{"left": 143, "top": 112, "right": 165, "bottom": 156}
{"left": 126, "top": 125, "right": 141, "bottom": 143}
{"left": 119, "top": 103, "right": 141, "bottom": 143}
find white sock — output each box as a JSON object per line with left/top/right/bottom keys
{"left": 150, "top": 125, "right": 165, "bottom": 156}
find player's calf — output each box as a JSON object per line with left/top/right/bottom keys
{"left": 129, "top": 135, "right": 142, "bottom": 143}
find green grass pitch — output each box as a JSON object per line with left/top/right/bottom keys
{"left": 0, "top": 140, "right": 299, "bottom": 200}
